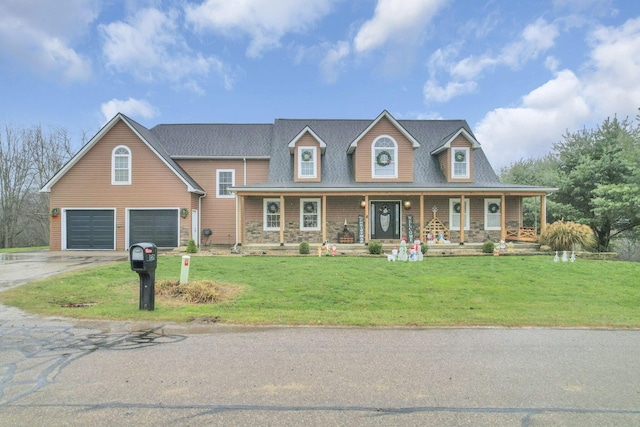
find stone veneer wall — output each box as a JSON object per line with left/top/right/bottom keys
{"left": 244, "top": 220, "right": 360, "bottom": 244}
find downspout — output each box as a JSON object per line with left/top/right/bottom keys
{"left": 198, "top": 193, "right": 206, "bottom": 247}
{"left": 234, "top": 158, "right": 247, "bottom": 248}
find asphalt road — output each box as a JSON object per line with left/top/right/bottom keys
{"left": 1, "top": 251, "right": 639, "bottom": 426}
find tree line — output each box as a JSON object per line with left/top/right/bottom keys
{"left": 0, "top": 124, "right": 73, "bottom": 248}
{"left": 500, "top": 113, "right": 640, "bottom": 256}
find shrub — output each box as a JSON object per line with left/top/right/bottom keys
{"left": 299, "top": 241, "right": 310, "bottom": 254}
{"left": 540, "top": 220, "right": 597, "bottom": 251}
{"left": 368, "top": 241, "right": 383, "bottom": 255}
{"left": 482, "top": 241, "right": 495, "bottom": 254}
{"left": 186, "top": 239, "right": 198, "bottom": 253}
{"left": 420, "top": 244, "right": 428, "bottom": 255}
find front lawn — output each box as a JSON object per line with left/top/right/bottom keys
{"left": 1, "top": 255, "right": 638, "bottom": 327}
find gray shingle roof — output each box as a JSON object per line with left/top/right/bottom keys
{"left": 123, "top": 116, "right": 205, "bottom": 193}
{"left": 150, "top": 123, "right": 272, "bottom": 158}
{"left": 135, "top": 114, "right": 552, "bottom": 193}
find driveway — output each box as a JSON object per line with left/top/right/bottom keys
{"left": 1, "top": 251, "right": 640, "bottom": 426}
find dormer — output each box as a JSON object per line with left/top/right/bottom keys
{"left": 288, "top": 126, "right": 326, "bottom": 182}
{"left": 430, "top": 128, "right": 481, "bottom": 183}
{"left": 347, "top": 110, "right": 420, "bottom": 183}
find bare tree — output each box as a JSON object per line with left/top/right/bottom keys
{"left": 0, "top": 124, "right": 73, "bottom": 248}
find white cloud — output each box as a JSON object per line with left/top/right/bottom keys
{"left": 100, "top": 7, "right": 232, "bottom": 92}
{"left": 475, "top": 70, "right": 590, "bottom": 169}
{"left": 423, "top": 80, "right": 477, "bottom": 103}
{"left": 100, "top": 98, "right": 159, "bottom": 124}
{"left": 475, "top": 16, "right": 640, "bottom": 169}
{"left": 185, "top": 0, "right": 334, "bottom": 58}
{"left": 583, "top": 16, "right": 640, "bottom": 119}
{"left": 0, "top": 0, "right": 98, "bottom": 81}
{"left": 451, "top": 18, "right": 559, "bottom": 81}
{"left": 426, "top": 18, "right": 560, "bottom": 106}
{"left": 353, "top": 0, "right": 447, "bottom": 53}
{"left": 320, "top": 41, "right": 351, "bottom": 84}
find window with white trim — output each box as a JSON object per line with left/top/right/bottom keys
{"left": 216, "top": 170, "right": 235, "bottom": 198}
{"left": 298, "top": 146, "right": 317, "bottom": 178}
{"left": 449, "top": 198, "right": 470, "bottom": 230}
{"left": 452, "top": 147, "right": 470, "bottom": 179}
{"left": 112, "top": 145, "right": 131, "bottom": 185}
{"left": 484, "top": 198, "right": 501, "bottom": 230}
{"left": 300, "top": 198, "right": 321, "bottom": 230}
{"left": 372, "top": 136, "right": 397, "bottom": 178}
{"left": 264, "top": 199, "right": 280, "bottom": 230}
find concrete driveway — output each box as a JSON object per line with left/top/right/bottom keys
{"left": 1, "top": 251, "right": 640, "bottom": 426}
{"left": 0, "top": 250, "right": 128, "bottom": 292}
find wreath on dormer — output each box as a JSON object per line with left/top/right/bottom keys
{"left": 454, "top": 151, "right": 466, "bottom": 162}
{"left": 376, "top": 150, "right": 392, "bottom": 167}
{"left": 488, "top": 202, "right": 500, "bottom": 214}
{"left": 301, "top": 150, "right": 313, "bottom": 162}
{"left": 267, "top": 202, "right": 279, "bottom": 214}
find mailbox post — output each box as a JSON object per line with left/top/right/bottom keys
{"left": 129, "top": 242, "right": 157, "bottom": 310}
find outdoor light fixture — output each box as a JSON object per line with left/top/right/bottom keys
{"left": 360, "top": 199, "right": 366, "bottom": 208}
{"left": 403, "top": 200, "right": 412, "bottom": 210}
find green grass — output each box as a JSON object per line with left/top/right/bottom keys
{"left": 2, "top": 255, "right": 639, "bottom": 327}
{"left": 0, "top": 246, "right": 48, "bottom": 253}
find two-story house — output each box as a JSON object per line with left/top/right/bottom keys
{"left": 41, "top": 110, "right": 555, "bottom": 250}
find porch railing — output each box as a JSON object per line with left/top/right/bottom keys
{"left": 505, "top": 227, "right": 538, "bottom": 242}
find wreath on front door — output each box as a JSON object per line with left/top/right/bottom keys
{"left": 454, "top": 151, "right": 466, "bottom": 162}
{"left": 376, "top": 150, "right": 392, "bottom": 167}
{"left": 488, "top": 202, "right": 500, "bottom": 214}
{"left": 453, "top": 202, "right": 461, "bottom": 213}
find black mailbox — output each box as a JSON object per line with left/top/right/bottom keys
{"left": 130, "top": 242, "right": 157, "bottom": 272}
{"left": 129, "top": 242, "right": 157, "bottom": 310}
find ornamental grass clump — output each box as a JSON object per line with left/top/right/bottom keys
{"left": 540, "top": 220, "right": 597, "bottom": 252}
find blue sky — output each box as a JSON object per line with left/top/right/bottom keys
{"left": 1, "top": 0, "right": 640, "bottom": 169}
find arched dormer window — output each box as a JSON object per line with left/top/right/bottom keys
{"left": 371, "top": 136, "right": 397, "bottom": 178}
{"left": 112, "top": 145, "right": 131, "bottom": 185}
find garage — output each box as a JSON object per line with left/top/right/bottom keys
{"left": 65, "top": 209, "right": 115, "bottom": 250}
{"left": 128, "top": 209, "right": 179, "bottom": 248}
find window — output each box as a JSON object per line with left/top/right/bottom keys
{"left": 264, "top": 199, "right": 280, "bottom": 230}
{"left": 449, "top": 198, "right": 470, "bottom": 230}
{"left": 298, "top": 146, "right": 317, "bottom": 178}
{"left": 217, "top": 170, "right": 235, "bottom": 198}
{"left": 485, "top": 198, "right": 501, "bottom": 230}
{"left": 300, "top": 198, "right": 321, "bottom": 230}
{"left": 112, "top": 146, "right": 131, "bottom": 185}
{"left": 372, "top": 136, "right": 397, "bottom": 178}
{"left": 452, "top": 147, "right": 470, "bottom": 179}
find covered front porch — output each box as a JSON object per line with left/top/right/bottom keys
{"left": 233, "top": 190, "right": 550, "bottom": 246}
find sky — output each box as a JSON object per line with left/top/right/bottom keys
{"left": 1, "top": 0, "right": 640, "bottom": 170}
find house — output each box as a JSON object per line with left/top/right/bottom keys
{"left": 41, "top": 110, "right": 555, "bottom": 251}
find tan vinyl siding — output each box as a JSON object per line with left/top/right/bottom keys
{"left": 293, "top": 134, "right": 321, "bottom": 183}
{"left": 354, "top": 117, "right": 414, "bottom": 183}
{"left": 49, "top": 121, "right": 191, "bottom": 250}
{"left": 177, "top": 158, "right": 269, "bottom": 245}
